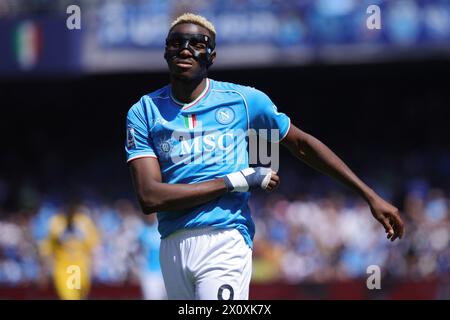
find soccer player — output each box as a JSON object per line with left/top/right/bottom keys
{"left": 39, "top": 200, "right": 99, "bottom": 300}
{"left": 125, "top": 13, "right": 404, "bottom": 300}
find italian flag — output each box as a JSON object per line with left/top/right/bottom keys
{"left": 184, "top": 114, "right": 197, "bottom": 129}
{"left": 14, "top": 21, "right": 42, "bottom": 70}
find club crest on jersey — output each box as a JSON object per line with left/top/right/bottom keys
{"left": 161, "top": 141, "right": 171, "bottom": 153}
{"left": 156, "top": 135, "right": 175, "bottom": 160}
{"left": 215, "top": 107, "right": 235, "bottom": 125}
{"left": 127, "top": 127, "right": 136, "bottom": 149}
{"left": 184, "top": 114, "right": 197, "bottom": 129}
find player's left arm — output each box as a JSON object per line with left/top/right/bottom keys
{"left": 281, "top": 124, "right": 404, "bottom": 241}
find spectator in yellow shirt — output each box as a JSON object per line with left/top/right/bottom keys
{"left": 40, "top": 200, "right": 99, "bottom": 300}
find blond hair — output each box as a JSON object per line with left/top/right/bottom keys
{"left": 170, "top": 13, "right": 216, "bottom": 37}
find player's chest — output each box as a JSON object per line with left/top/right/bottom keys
{"left": 150, "top": 103, "right": 248, "bottom": 160}
{"left": 151, "top": 101, "right": 247, "bottom": 136}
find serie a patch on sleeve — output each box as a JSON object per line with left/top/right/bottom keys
{"left": 127, "top": 126, "right": 136, "bottom": 149}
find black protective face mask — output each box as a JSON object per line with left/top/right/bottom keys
{"left": 164, "top": 32, "right": 215, "bottom": 67}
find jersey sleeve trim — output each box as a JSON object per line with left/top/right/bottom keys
{"left": 127, "top": 153, "right": 158, "bottom": 164}
{"left": 279, "top": 118, "right": 292, "bottom": 142}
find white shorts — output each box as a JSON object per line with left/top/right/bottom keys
{"left": 160, "top": 227, "right": 252, "bottom": 300}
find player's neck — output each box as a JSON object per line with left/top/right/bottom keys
{"left": 170, "top": 77, "right": 207, "bottom": 105}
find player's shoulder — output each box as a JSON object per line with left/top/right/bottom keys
{"left": 146, "top": 85, "right": 170, "bottom": 102}
{"left": 211, "top": 79, "right": 268, "bottom": 101}
{"left": 211, "top": 79, "right": 258, "bottom": 94}
{"left": 128, "top": 85, "right": 169, "bottom": 115}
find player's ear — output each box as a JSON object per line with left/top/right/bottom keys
{"left": 208, "top": 51, "right": 216, "bottom": 68}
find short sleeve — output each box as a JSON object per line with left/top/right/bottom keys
{"left": 246, "top": 88, "right": 291, "bottom": 142}
{"left": 125, "top": 99, "right": 157, "bottom": 163}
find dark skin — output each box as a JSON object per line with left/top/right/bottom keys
{"left": 167, "top": 24, "right": 215, "bottom": 103}
{"left": 129, "top": 23, "right": 404, "bottom": 242}
{"left": 281, "top": 126, "right": 404, "bottom": 241}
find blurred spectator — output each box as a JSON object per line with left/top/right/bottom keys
{"left": 133, "top": 214, "right": 167, "bottom": 300}
{"left": 38, "top": 199, "right": 99, "bottom": 300}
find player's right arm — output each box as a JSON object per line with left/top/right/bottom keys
{"left": 129, "top": 157, "right": 226, "bottom": 213}
{"left": 130, "top": 157, "right": 279, "bottom": 214}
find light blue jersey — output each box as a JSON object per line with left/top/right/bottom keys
{"left": 125, "top": 78, "right": 290, "bottom": 248}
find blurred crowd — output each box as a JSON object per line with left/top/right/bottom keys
{"left": 0, "top": 177, "right": 448, "bottom": 287}
{"left": 0, "top": 0, "right": 82, "bottom": 16}
{"left": 251, "top": 187, "right": 450, "bottom": 284}
{"left": 0, "top": 197, "right": 145, "bottom": 286}
{"left": 2, "top": 0, "right": 450, "bottom": 47}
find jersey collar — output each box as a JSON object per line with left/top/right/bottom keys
{"left": 170, "top": 78, "right": 211, "bottom": 110}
